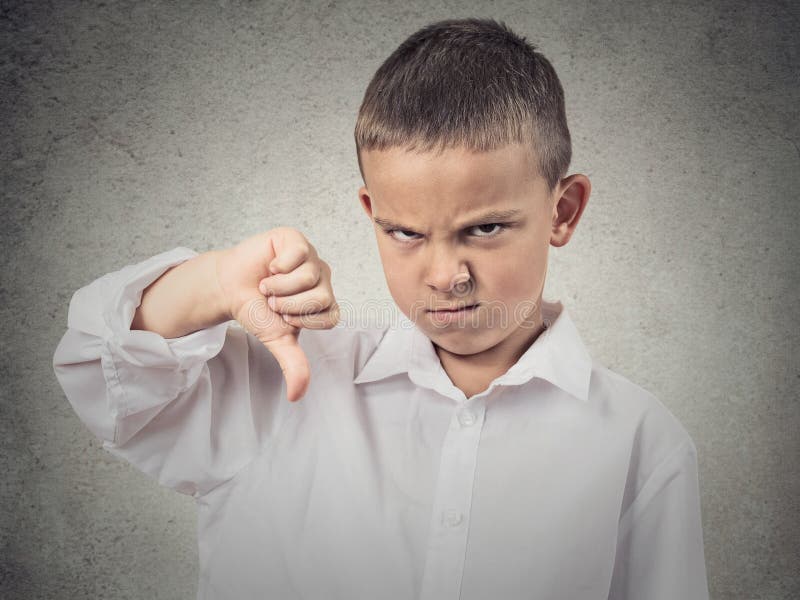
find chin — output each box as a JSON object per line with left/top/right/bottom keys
{"left": 425, "top": 327, "right": 502, "bottom": 356}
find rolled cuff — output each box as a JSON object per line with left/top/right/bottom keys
{"left": 69, "top": 247, "right": 230, "bottom": 421}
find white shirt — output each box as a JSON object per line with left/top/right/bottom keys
{"left": 53, "top": 247, "right": 710, "bottom": 600}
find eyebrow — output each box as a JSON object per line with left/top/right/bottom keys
{"left": 373, "top": 209, "right": 523, "bottom": 232}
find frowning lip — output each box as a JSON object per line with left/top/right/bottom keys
{"left": 426, "top": 303, "right": 479, "bottom": 313}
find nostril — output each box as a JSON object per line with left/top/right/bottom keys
{"left": 452, "top": 278, "right": 474, "bottom": 297}
{"left": 448, "top": 271, "right": 473, "bottom": 297}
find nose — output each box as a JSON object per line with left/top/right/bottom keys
{"left": 424, "top": 244, "right": 468, "bottom": 293}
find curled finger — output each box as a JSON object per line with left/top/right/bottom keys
{"left": 267, "top": 288, "right": 335, "bottom": 316}
{"left": 260, "top": 261, "right": 322, "bottom": 296}
{"left": 280, "top": 303, "right": 340, "bottom": 330}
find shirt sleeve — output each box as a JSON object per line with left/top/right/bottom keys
{"left": 52, "top": 247, "right": 289, "bottom": 498}
{"left": 607, "top": 439, "right": 710, "bottom": 600}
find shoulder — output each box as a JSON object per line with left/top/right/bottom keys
{"left": 588, "top": 361, "right": 695, "bottom": 452}
{"left": 587, "top": 361, "right": 700, "bottom": 515}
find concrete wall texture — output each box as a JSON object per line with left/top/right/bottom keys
{"left": 2, "top": 0, "right": 797, "bottom": 598}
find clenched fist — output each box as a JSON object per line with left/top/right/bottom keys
{"left": 214, "top": 228, "right": 339, "bottom": 401}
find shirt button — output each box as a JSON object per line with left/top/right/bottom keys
{"left": 458, "top": 409, "right": 476, "bottom": 427}
{"left": 443, "top": 509, "right": 464, "bottom": 527}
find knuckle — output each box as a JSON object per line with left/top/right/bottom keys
{"left": 311, "top": 262, "right": 323, "bottom": 281}
{"left": 272, "top": 226, "right": 293, "bottom": 238}
{"left": 285, "top": 226, "right": 303, "bottom": 238}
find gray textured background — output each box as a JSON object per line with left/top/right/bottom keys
{"left": 2, "top": 1, "right": 798, "bottom": 598}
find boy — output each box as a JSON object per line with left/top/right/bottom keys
{"left": 53, "top": 17, "right": 709, "bottom": 600}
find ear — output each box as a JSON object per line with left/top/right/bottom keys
{"left": 550, "top": 174, "right": 591, "bottom": 247}
{"left": 358, "top": 186, "right": 374, "bottom": 219}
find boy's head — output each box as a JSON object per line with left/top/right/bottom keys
{"left": 354, "top": 17, "right": 571, "bottom": 193}
{"left": 354, "top": 18, "right": 590, "bottom": 364}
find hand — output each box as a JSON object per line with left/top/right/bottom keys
{"left": 214, "top": 228, "right": 339, "bottom": 401}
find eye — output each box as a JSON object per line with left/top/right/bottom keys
{"left": 468, "top": 223, "right": 505, "bottom": 237}
{"left": 388, "top": 229, "right": 422, "bottom": 242}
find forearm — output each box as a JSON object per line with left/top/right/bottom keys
{"left": 131, "top": 249, "right": 231, "bottom": 339}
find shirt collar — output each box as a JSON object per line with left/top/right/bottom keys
{"left": 352, "top": 315, "right": 419, "bottom": 384}
{"left": 353, "top": 300, "right": 593, "bottom": 403}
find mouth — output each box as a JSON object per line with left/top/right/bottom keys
{"left": 426, "top": 303, "right": 479, "bottom": 313}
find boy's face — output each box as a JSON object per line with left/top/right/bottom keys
{"left": 358, "top": 142, "right": 584, "bottom": 362}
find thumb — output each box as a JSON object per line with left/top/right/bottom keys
{"left": 263, "top": 333, "right": 311, "bottom": 402}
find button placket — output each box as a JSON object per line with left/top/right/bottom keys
{"left": 420, "top": 402, "right": 486, "bottom": 600}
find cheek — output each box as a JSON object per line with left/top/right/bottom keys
{"left": 376, "top": 246, "right": 417, "bottom": 301}
{"left": 479, "top": 244, "right": 548, "bottom": 299}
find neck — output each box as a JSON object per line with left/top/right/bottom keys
{"left": 434, "top": 303, "right": 547, "bottom": 399}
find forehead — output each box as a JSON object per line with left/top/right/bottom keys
{"left": 360, "top": 143, "right": 545, "bottom": 220}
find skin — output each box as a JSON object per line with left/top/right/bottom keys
{"left": 133, "top": 227, "right": 339, "bottom": 402}
{"left": 358, "top": 142, "right": 591, "bottom": 398}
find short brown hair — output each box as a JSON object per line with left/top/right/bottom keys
{"left": 354, "top": 18, "right": 571, "bottom": 192}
